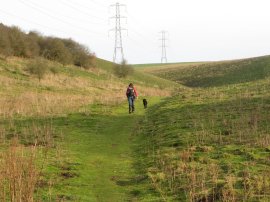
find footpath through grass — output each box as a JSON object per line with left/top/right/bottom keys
{"left": 41, "top": 97, "right": 163, "bottom": 201}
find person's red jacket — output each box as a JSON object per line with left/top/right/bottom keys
{"left": 126, "top": 86, "right": 138, "bottom": 97}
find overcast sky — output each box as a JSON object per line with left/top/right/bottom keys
{"left": 1, "top": 0, "right": 270, "bottom": 64}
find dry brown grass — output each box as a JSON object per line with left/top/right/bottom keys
{"left": 0, "top": 139, "right": 39, "bottom": 202}
{"left": 0, "top": 92, "right": 95, "bottom": 117}
{"left": 0, "top": 86, "right": 171, "bottom": 118}
{"left": 0, "top": 57, "right": 172, "bottom": 118}
{"left": 0, "top": 56, "right": 173, "bottom": 201}
{"left": 138, "top": 86, "right": 171, "bottom": 97}
{"left": 139, "top": 62, "right": 208, "bottom": 73}
{"left": 0, "top": 118, "right": 63, "bottom": 201}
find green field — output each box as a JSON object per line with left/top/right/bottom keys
{"left": 1, "top": 54, "right": 270, "bottom": 201}
{"left": 146, "top": 55, "right": 270, "bottom": 88}
{"left": 34, "top": 98, "right": 163, "bottom": 201}
{"left": 133, "top": 62, "right": 207, "bottom": 74}
{"left": 137, "top": 56, "right": 270, "bottom": 201}
{"left": 0, "top": 56, "right": 172, "bottom": 201}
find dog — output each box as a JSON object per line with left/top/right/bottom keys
{"left": 143, "top": 98, "right": 148, "bottom": 109}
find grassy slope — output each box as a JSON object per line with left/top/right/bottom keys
{"left": 4, "top": 53, "right": 270, "bottom": 201}
{"left": 146, "top": 55, "right": 270, "bottom": 88}
{"left": 0, "top": 98, "right": 164, "bottom": 201}
{"left": 0, "top": 57, "right": 174, "bottom": 201}
{"left": 133, "top": 62, "right": 206, "bottom": 74}
{"left": 97, "top": 59, "right": 176, "bottom": 90}
{"left": 34, "top": 97, "right": 162, "bottom": 201}
{"left": 138, "top": 56, "right": 270, "bottom": 201}
{"left": 0, "top": 57, "right": 173, "bottom": 117}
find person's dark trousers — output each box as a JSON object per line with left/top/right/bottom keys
{"left": 128, "top": 96, "right": 135, "bottom": 113}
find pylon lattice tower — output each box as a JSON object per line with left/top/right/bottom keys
{"left": 109, "top": 2, "right": 127, "bottom": 63}
{"left": 159, "top": 30, "right": 168, "bottom": 63}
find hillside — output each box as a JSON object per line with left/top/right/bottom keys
{"left": 0, "top": 57, "right": 173, "bottom": 117}
{"left": 138, "top": 56, "right": 270, "bottom": 201}
{"left": 143, "top": 55, "right": 270, "bottom": 88}
{"left": 0, "top": 56, "right": 174, "bottom": 201}
{"left": 1, "top": 47, "right": 270, "bottom": 201}
{"left": 134, "top": 62, "right": 206, "bottom": 74}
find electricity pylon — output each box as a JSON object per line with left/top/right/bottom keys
{"left": 109, "top": 2, "right": 127, "bottom": 63}
{"left": 159, "top": 30, "right": 168, "bottom": 63}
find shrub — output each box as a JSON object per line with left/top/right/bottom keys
{"left": 40, "top": 38, "right": 73, "bottom": 65}
{"left": 62, "top": 39, "right": 96, "bottom": 69}
{"left": 0, "top": 25, "right": 39, "bottom": 58}
{"left": 114, "top": 60, "right": 134, "bottom": 78}
{"left": 50, "top": 66, "right": 59, "bottom": 75}
{"left": 26, "top": 57, "right": 48, "bottom": 81}
{"left": 8, "top": 26, "right": 29, "bottom": 57}
{"left": 0, "top": 23, "right": 96, "bottom": 68}
{"left": 74, "top": 52, "right": 92, "bottom": 69}
{"left": 0, "top": 24, "right": 13, "bottom": 58}
{"left": 26, "top": 31, "right": 41, "bottom": 57}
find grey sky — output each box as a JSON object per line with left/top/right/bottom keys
{"left": 1, "top": 0, "right": 270, "bottom": 64}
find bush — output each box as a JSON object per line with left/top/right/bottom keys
{"left": 49, "top": 66, "right": 59, "bottom": 75}
{"left": 8, "top": 26, "right": 29, "bottom": 57}
{"left": 40, "top": 38, "right": 73, "bottom": 65}
{"left": 62, "top": 39, "right": 96, "bottom": 69}
{"left": 114, "top": 60, "right": 134, "bottom": 78}
{"left": 26, "top": 57, "right": 48, "bottom": 81}
{"left": 0, "top": 24, "right": 38, "bottom": 58}
{"left": 26, "top": 31, "right": 41, "bottom": 57}
{"left": 0, "top": 23, "right": 96, "bottom": 68}
{"left": 0, "top": 24, "right": 13, "bottom": 58}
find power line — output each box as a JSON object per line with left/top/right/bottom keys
{"left": 0, "top": 9, "right": 104, "bottom": 44}
{"left": 67, "top": 0, "right": 106, "bottom": 13}
{"left": 159, "top": 30, "right": 168, "bottom": 63}
{"left": 109, "top": 3, "right": 127, "bottom": 63}
{"left": 58, "top": 0, "right": 107, "bottom": 22}
{"left": 18, "top": 0, "right": 105, "bottom": 37}
{"left": 129, "top": 28, "right": 156, "bottom": 47}
{"left": 0, "top": 8, "right": 66, "bottom": 35}
{"left": 126, "top": 12, "right": 160, "bottom": 51}
{"left": 127, "top": 36, "right": 158, "bottom": 59}
{"left": 88, "top": 0, "right": 107, "bottom": 8}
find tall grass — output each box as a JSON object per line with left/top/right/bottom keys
{"left": 0, "top": 54, "right": 173, "bottom": 201}
{"left": 0, "top": 57, "right": 172, "bottom": 118}
{"left": 0, "top": 139, "right": 38, "bottom": 202}
{"left": 0, "top": 116, "right": 63, "bottom": 201}
{"left": 140, "top": 72, "right": 270, "bottom": 201}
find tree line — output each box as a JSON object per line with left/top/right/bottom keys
{"left": 0, "top": 23, "right": 95, "bottom": 69}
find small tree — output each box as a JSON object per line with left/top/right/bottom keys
{"left": 0, "top": 24, "right": 13, "bottom": 58}
{"left": 49, "top": 66, "right": 59, "bottom": 75}
{"left": 26, "top": 57, "right": 48, "bottom": 81}
{"left": 114, "top": 60, "right": 134, "bottom": 78}
{"left": 62, "top": 39, "right": 96, "bottom": 69}
{"left": 40, "top": 38, "right": 73, "bottom": 65}
{"left": 8, "top": 26, "right": 28, "bottom": 57}
{"left": 26, "top": 31, "right": 41, "bottom": 58}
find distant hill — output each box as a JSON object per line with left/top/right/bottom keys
{"left": 142, "top": 55, "right": 270, "bottom": 88}
{"left": 133, "top": 62, "right": 206, "bottom": 73}
{"left": 139, "top": 55, "right": 270, "bottom": 201}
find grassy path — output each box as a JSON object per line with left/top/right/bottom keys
{"left": 49, "top": 97, "right": 162, "bottom": 201}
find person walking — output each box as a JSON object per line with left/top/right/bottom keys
{"left": 126, "top": 83, "right": 138, "bottom": 114}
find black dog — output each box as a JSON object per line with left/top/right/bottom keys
{"left": 143, "top": 99, "right": 148, "bottom": 109}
